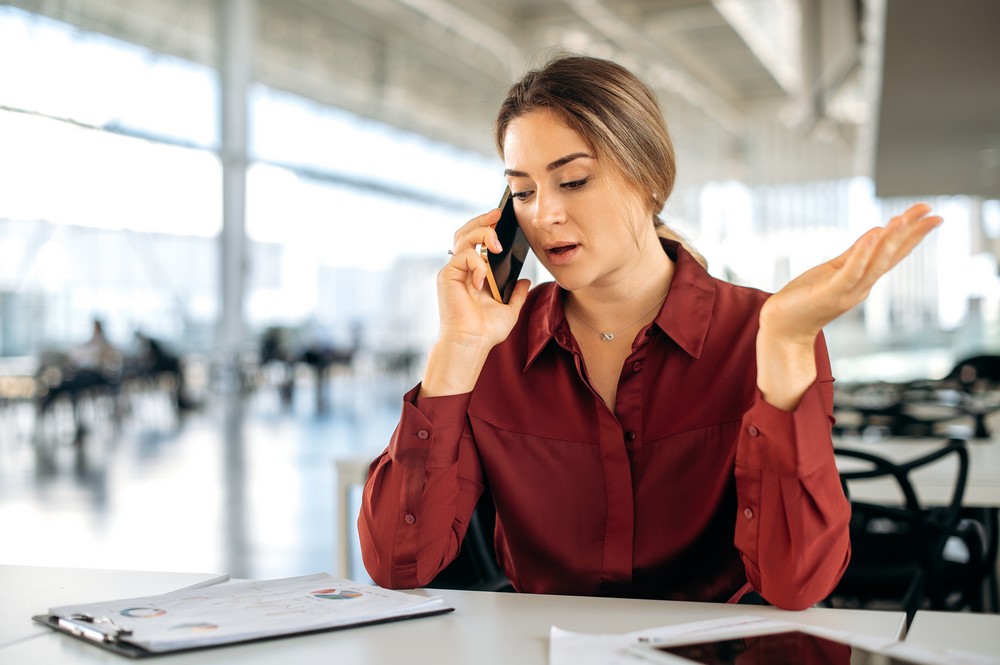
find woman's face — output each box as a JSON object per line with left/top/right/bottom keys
{"left": 502, "top": 108, "right": 654, "bottom": 294}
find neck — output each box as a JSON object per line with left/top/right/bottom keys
{"left": 567, "top": 239, "right": 674, "bottom": 328}
{"left": 565, "top": 264, "right": 673, "bottom": 348}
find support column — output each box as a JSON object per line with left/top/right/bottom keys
{"left": 217, "top": 0, "right": 255, "bottom": 371}
{"left": 217, "top": 0, "right": 255, "bottom": 578}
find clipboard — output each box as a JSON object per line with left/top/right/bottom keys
{"left": 33, "top": 613, "right": 164, "bottom": 659}
{"left": 32, "top": 573, "right": 454, "bottom": 658}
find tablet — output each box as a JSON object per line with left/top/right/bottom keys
{"left": 628, "top": 630, "right": 927, "bottom": 664}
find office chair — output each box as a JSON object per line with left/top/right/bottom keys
{"left": 426, "top": 492, "right": 514, "bottom": 593}
{"left": 829, "top": 440, "right": 987, "bottom": 622}
{"left": 945, "top": 354, "right": 1000, "bottom": 389}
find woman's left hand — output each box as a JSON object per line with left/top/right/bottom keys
{"left": 755, "top": 203, "right": 942, "bottom": 411}
{"left": 759, "top": 202, "right": 943, "bottom": 344}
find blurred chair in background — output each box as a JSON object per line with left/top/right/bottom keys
{"left": 828, "top": 441, "right": 989, "bottom": 622}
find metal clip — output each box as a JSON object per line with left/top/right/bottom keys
{"left": 57, "top": 613, "right": 133, "bottom": 644}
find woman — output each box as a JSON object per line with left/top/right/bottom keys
{"left": 358, "top": 55, "right": 942, "bottom": 609}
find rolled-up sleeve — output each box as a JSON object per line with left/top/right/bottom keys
{"left": 733, "top": 348, "right": 851, "bottom": 610}
{"left": 358, "top": 384, "right": 485, "bottom": 588}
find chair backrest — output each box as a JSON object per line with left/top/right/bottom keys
{"left": 426, "top": 492, "right": 513, "bottom": 592}
{"left": 833, "top": 439, "right": 969, "bottom": 620}
{"left": 945, "top": 354, "right": 1000, "bottom": 389}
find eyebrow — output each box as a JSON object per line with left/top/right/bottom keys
{"left": 504, "top": 152, "right": 593, "bottom": 178}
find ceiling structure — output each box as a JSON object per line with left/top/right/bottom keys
{"left": 874, "top": 0, "right": 1000, "bottom": 199}
{"left": 5, "top": 0, "right": 999, "bottom": 198}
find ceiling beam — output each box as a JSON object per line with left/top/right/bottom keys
{"left": 562, "top": 0, "right": 745, "bottom": 136}
{"left": 711, "top": 0, "right": 801, "bottom": 96}
{"left": 391, "top": 0, "right": 527, "bottom": 78}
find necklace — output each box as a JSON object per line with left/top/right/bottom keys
{"left": 568, "top": 293, "right": 668, "bottom": 342}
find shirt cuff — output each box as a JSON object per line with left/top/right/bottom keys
{"left": 388, "top": 383, "right": 472, "bottom": 469}
{"left": 735, "top": 381, "right": 833, "bottom": 477}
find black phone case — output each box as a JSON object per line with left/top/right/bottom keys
{"left": 487, "top": 190, "right": 529, "bottom": 304}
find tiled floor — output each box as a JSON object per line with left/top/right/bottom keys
{"left": 0, "top": 370, "right": 407, "bottom": 581}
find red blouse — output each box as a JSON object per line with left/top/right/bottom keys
{"left": 359, "top": 242, "right": 850, "bottom": 610}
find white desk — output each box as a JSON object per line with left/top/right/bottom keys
{"left": 907, "top": 610, "right": 1000, "bottom": 657}
{"left": 0, "top": 565, "right": 906, "bottom": 664}
{"left": 0, "top": 565, "right": 227, "bottom": 649}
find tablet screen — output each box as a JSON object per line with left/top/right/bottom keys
{"left": 645, "top": 630, "right": 918, "bottom": 664}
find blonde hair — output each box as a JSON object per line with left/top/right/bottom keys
{"left": 495, "top": 54, "right": 706, "bottom": 267}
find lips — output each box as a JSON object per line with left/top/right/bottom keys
{"left": 543, "top": 242, "right": 579, "bottom": 266}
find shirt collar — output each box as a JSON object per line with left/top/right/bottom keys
{"left": 523, "top": 239, "right": 716, "bottom": 371}
{"left": 653, "top": 239, "right": 715, "bottom": 359}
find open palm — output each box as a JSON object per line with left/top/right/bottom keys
{"left": 760, "top": 203, "right": 943, "bottom": 342}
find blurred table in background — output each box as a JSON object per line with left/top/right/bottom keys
{"left": 833, "top": 436, "right": 1000, "bottom": 507}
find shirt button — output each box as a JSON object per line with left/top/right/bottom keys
{"left": 403, "top": 513, "right": 416, "bottom": 525}
{"left": 632, "top": 361, "right": 644, "bottom": 372}
{"left": 624, "top": 430, "right": 636, "bottom": 442}
{"left": 416, "top": 429, "right": 430, "bottom": 440}
{"left": 747, "top": 425, "right": 760, "bottom": 437}
{"left": 744, "top": 507, "right": 754, "bottom": 520}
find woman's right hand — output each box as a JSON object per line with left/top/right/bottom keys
{"left": 421, "top": 208, "right": 531, "bottom": 397}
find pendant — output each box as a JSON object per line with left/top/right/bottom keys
{"left": 600, "top": 332, "right": 615, "bottom": 341}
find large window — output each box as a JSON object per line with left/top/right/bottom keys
{"left": 0, "top": 6, "right": 501, "bottom": 358}
{"left": 2, "top": 5, "right": 996, "bottom": 382}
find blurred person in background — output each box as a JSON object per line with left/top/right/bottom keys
{"left": 134, "top": 330, "right": 193, "bottom": 411}
{"left": 36, "top": 318, "right": 124, "bottom": 441}
{"left": 68, "top": 318, "right": 123, "bottom": 377}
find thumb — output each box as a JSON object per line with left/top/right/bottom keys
{"left": 506, "top": 279, "right": 532, "bottom": 317}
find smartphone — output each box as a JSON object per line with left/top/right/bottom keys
{"left": 627, "top": 630, "right": 924, "bottom": 664}
{"left": 481, "top": 187, "right": 529, "bottom": 304}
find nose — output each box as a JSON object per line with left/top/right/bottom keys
{"left": 530, "top": 189, "right": 566, "bottom": 229}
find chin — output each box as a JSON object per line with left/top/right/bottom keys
{"left": 549, "top": 273, "right": 589, "bottom": 293}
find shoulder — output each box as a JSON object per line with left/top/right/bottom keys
{"left": 712, "top": 276, "right": 771, "bottom": 312}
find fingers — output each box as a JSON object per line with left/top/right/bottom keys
{"left": 866, "top": 203, "right": 942, "bottom": 277}
{"left": 442, "top": 246, "right": 489, "bottom": 291}
{"left": 886, "top": 204, "right": 943, "bottom": 266}
{"left": 821, "top": 203, "right": 941, "bottom": 310}
{"left": 443, "top": 206, "right": 511, "bottom": 297}
{"left": 828, "top": 227, "right": 884, "bottom": 294}
{"left": 843, "top": 203, "right": 942, "bottom": 282}
{"left": 452, "top": 207, "right": 502, "bottom": 255}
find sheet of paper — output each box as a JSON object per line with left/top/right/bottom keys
{"left": 48, "top": 573, "right": 449, "bottom": 652}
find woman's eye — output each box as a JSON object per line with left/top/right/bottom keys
{"left": 511, "top": 190, "right": 532, "bottom": 201}
{"left": 562, "top": 178, "right": 589, "bottom": 190}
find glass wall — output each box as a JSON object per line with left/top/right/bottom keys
{"left": 1, "top": 5, "right": 998, "bottom": 385}
{"left": 0, "top": 6, "right": 501, "bottom": 364}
